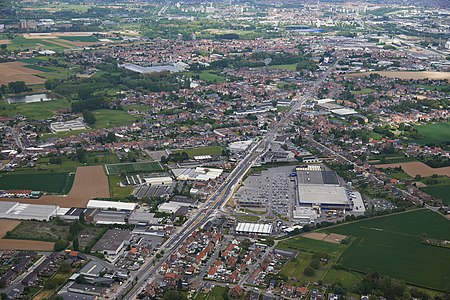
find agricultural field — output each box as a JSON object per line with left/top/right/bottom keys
{"left": 105, "top": 161, "right": 163, "bottom": 175}
{"left": 172, "top": 146, "right": 223, "bottom": 158}
{"left": 323, "top": 209, "right": 450, "bottom": 292}
{"left": 413, "top": 122, "right": 450, "bottom": 146}
{"left": 376, "top": 161, "right": 450, "bottom": 177}
{"left": 0, "top": 172, "right": 74, "bottom": 194}
{"left": 420, "top": 176, "right": 450, "bottom": 205}
{"left": 347, "top": 71, "right": 450, "bottom": 81}
{"left": 0, "top": 99, "right": 72, "bottom": 120}
{"left": 0, "top": 61, "right": 46, "bottom": 85}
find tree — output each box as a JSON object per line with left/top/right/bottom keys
{"left": 82, "top": 110, "right": 96, "bottom": 125}
{"left": 73, "top": 236, "right": 79, "bottom": 251}
{"left": 8, "top": 81, "right": 29, "bottom": 94}
{"left": 54, "top": 240, "right": 67, "bottom": 251}
{"left": 75, "top": 147, "right": 87, "bottom": 163}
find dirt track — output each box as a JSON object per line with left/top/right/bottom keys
{"left": 0, "top": 62, "right": 45, "bottom": 85}
{"left": 0, "top": 219, "right": 54, "bottom": 251}
{"left": 0, "top": 165, "right": 110, "bottom": 208}
{"left": 376, "top": 162, "right": 450, "bottom": 177}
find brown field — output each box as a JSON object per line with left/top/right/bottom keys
{"left": 0, "top": 165, "right": 110, "bottom": 208}
{"left": 323, "top": 233, "right": 347, "bottom": 244}
{"left": 0, "top": 219, "right": 54, "bottom": 251}
{"left": 347, "top": 71, "right": 450, "bottom": 81}
{"left": 0, "top": 40, "right": 11, "bottom": 45}
{"left": 0, "top": 62, "right": 45, "bottom": 85}
{"left": 376, "top": 161, "right": 450, "bottom": 177}
{"left": 303, "top": 232, "right": 328, "bottom": 241}
{"left": 303, "top": 232, "right": 347, "bottom": 244}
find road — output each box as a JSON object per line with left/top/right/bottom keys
{"left": 119, "top": 62, "right": 338, "bottom": 300}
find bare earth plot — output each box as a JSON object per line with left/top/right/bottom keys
{"left": 303, "top": 232, "right": 347, "bottom": 244}
{"left": 0, "top": 219, "right": 54, "bottom": 251}
{"left": 347, "top": 71, "right": 450, "bottom": 81}
{"left": 0, "top": 62, "right": 45, "bottom": 85}
{"left": 376, "top": 161, "right": 450, "bottom": 177}
{"left": 0, "top": 165, "right": 110, "bottom": 208}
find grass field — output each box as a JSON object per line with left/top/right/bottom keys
{"left": 0, "top": 99, "right": 72, "bottom": 120}
{"left": 323, "top": 269, "right": 363, "bottom": 291}
{"left": 194, "top": 286, "right": 228, "bottom": 300}
{"left": 414, "top": 122, "right": 450, "bottom": 145}
{"left": 6, "top": 220, "right": 69, "bottom": 242}
{"left": 59, "top": 36, "right": 100, "bottom": 42}
{"left": 268, "top": 64, "right": 297, "bottom": 71}
{"left": 323, "top": 209, "right": 450, "bottom": 292}
{"left": 184, "top": 70, "right": 226, "bottom": 83}
{"left": 108, "top": 175, "right": 133, "bottom": 198}
{"left": 92, "top": 109, "right": 138, "bottom": 128}
{"left": 105, "top": 161, "right": 163, "bottom": 175}
{"left": 173, "top": 146, "right": 223, "bottom": 158}
{"left": 422, "top": 186, "right": 450, "bottom": 205}
{"left": 0, "top": 172, "right": 74, "bottom": 194}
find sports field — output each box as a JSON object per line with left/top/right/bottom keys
{"left": 414, "top": 122, "right": 450, "bottom": 145}
{"left": 172, "top": 146, "right": 223, "bottom": 158}
{"left": 324, "top": 209, "right": 450, "bottom": 292}
{"left": 105, "top": 161, "right": 163, "bottom": 175}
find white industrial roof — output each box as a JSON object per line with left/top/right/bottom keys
{"left": 193, "top": 155, "right": 212, "bottom": 160}
{"left": 235, "top": 223, "right": 273, "bottom": 234}
{"left": 87, "top": 200, "right": 137, "bottom": 211}
{"left": 298, "top": 185, "right": 349, "bottom": 205}
{"left": 331, "top": 108, "right": 358, "bottom": 116}
{"left": 316, "top": 98, "right": 335, "bottom": 104}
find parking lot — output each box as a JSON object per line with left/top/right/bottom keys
{"left": 235, "top": 166, "right": 297, "bottom": 218}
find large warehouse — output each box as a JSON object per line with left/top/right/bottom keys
{"left": 296, "top": 165, "right": 362, "bottom": 211}
{"left": 0, "top": 201, "right": 59, "bottom": 221}
{"left": 235, "top": 223, "right": 273, "bottom": 236}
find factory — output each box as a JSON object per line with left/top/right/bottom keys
{"left": 0, "top": 201, "right": 59, "bottom": 221}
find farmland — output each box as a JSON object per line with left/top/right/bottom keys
{"left": 268, "top": 64, "right": 298, "bottom": 71}
{"left": 347, "top": 71, "right": 450, "bottom": 81}
{"left": 92, "top": 109, "right": 139, "bottom": 128}
{"left": 0, "top": 165, "right": 110, "bottom": 208}
{"left": 413, "top": 122, "right": 450, "bottom": 145}
{"left": 376, "top": 161, "right": 450, "bottom": 177}
{"left": 172, "top": 146, "right": 223, "bottom": 158}
{"left": 0, "top": 172, "right": 74, "bottom": 194}
{"left": 0, "top": 62, "right": 45, "bottom": 85}
{"left": 105, "top": 161, "right": 163, "bottom": 175}
{"left": 323, "top": 209, "right": 450, "bottom": 292}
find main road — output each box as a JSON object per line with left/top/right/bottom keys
{"left": 119, "top": 61, "right": 337, "bottom": 300}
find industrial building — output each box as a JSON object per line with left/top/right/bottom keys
{"left": 235, "top": 223, "right": 273, "bottom": 236}
{"left": 50, "top": 118, "right": 86, "bottom": 133}
{"left": 91, "top": 229, "right": 132, "bottom": 261}
{"left": 0, "top": 201, "right": 59, "bottom": 221}
{"left": 172, "top": 167, "right": 223, "bottom": 181}
{"left": 87, "top": 200, "right": 137, "bottom": 211}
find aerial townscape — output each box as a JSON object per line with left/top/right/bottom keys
{"left": 0, "top": 0, "right": 449, "bottom": 300}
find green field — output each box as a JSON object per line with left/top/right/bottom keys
{"left": 351, "top": 88, "right": 375, "bottom": 95}
{"left": 0, "top": 99, "right": 72, "bottom": 120}
{"left": 268, "top": 64, "right": 297, "bottom": 71}
{"left": 7, "top": 36, "right": 69, "bottom": 51}
{"left": 0, "top": 172, "right": 74, "bottom": 194}
{"left": 173, "top": 146, "right": 223, "bottom": 158}
{"left": 184, "top": 70, "right": 226, "bottom": 83}
{"left": 6, "top": 220, "right": 69, "bottom": 242}
{"left": 414, "top": 122, "right": 450, "bottom": 145}
{"left": 92, "top": 109, "right": 138, "bottom": 128}
{"left": 24, "top": 64, "right": 57, "bottom": 73}
{"left": 194, "top": 286, "right": 228, "bottom": 300}
{"left": 105, "top": 161, "right": 163, "bottom": 175}
{"left": 324, "top": 209, "right": 450, "bottom": 292}
{"left": 422, "top": 186, "right": 450, "bottom": 205}
{"left": 59, "top": 36, "right": 99, "bottom": 42}
{"left": 108, "top": 175, "right": 133, "bottom": 199}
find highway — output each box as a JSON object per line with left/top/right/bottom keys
{"left": 119, "top": 62, "right": 338, "bottom": 300}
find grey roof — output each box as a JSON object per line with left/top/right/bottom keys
{"left": 91, "top": 229, "right": 132, "bottom": 252}
{"left": 60, "top": 292, "right": 95, "bottom": 300}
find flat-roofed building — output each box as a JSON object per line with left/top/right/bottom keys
{"left": 92, "top": 229, "right": 132, "bottom": 260}
{"left": 235, "top": 223, "right": 273, "bottom": 236}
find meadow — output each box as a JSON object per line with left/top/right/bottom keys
{"left": 0, "top": 99, "right": 71, "bottom": 120}
{"left": 92, "top": 109, "right": 139, "bottom": 128}
{"left": 414, "top": 122, "right": 450, "bottom": 145}
{"left": 324, "top": 209, "right": 450, "bottom": 292}
{"left": 184, "top": 70, "right": 226, "bottom": 83}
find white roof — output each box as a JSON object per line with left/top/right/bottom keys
{"left": 87, "top": 200, "right": 137, "bottom": 211}
{"left": 331, "top": 108, "right": 357, "bottom": 116}
{"left": 316, "top": 98, "right": 335, "bottom": 104}
{"left": 193, "top": 155, "right": 212, "bottom": 160}
{"left": 235, "top": 223, "right": 273, "bottom": 234}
